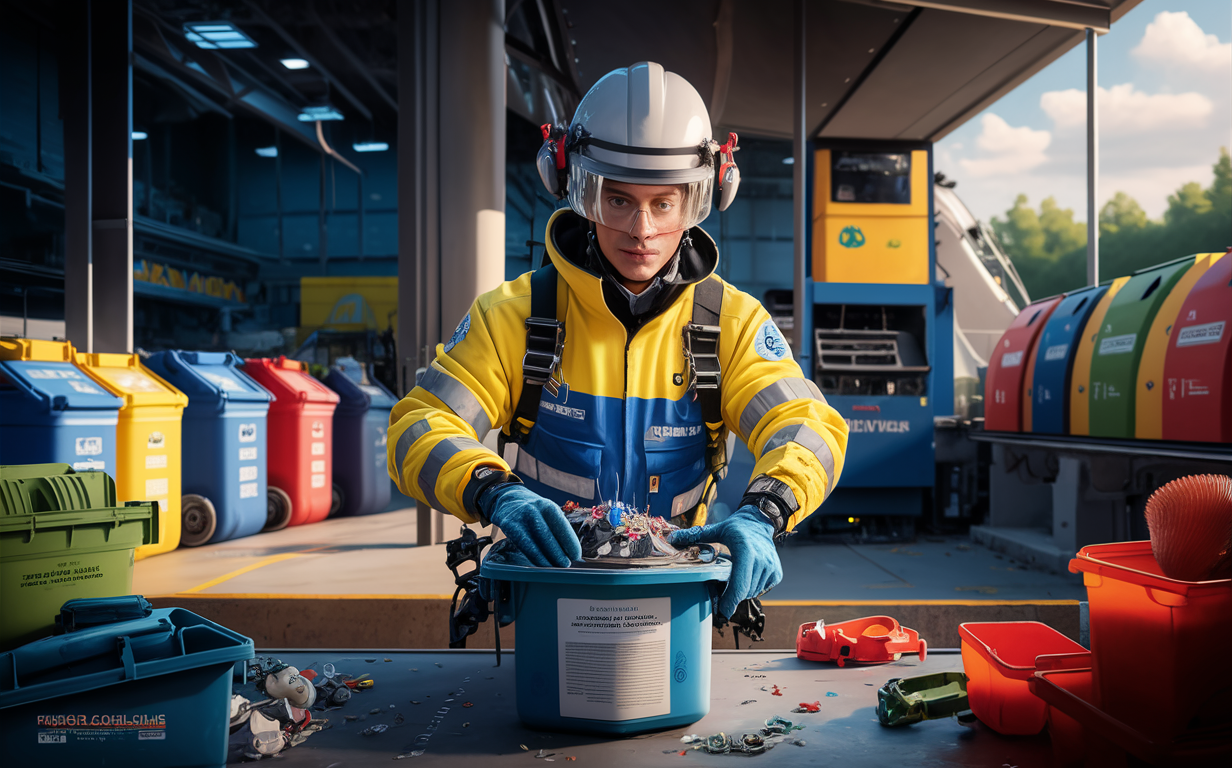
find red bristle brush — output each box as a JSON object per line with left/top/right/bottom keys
{"left": 1144, "top": 475, "right": 1232, "bottom": 582}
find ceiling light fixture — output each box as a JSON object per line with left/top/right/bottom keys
{"left": 183, "top": 21, "right": 258, "bottom": 50}
{"left": 352, "top": 142, "right": 389, "bottom": 153}
{"left": 132, "top": 131, "right": 149, "bottom": 140}
{"left": 255, "top": 146, "right": 278, "bottom": 158}
{"left": 297, "top": 105, "right": 344, "bottom": 122}
{"left": 279, "top": 58, "right": 310, "bottom": 70}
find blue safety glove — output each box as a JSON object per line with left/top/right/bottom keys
{"left": 669, "top": 505, "right": 783, "bottom": 619}
{"left": 479, "top": 484, "right": 582, "bottom": 568}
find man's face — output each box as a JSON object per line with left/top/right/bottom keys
{"left": 592, "top": 181, "right": 686, "bottom": 290}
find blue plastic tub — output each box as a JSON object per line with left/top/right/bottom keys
{"left": 481, "top": 555, "right": 731, "bottom": 735}
{"left": 1031, "top": 285, "right": 1108, "bottom": 434}
{"left": 0, "top": 358, "right": 123, "bottom": 473}
{"left": 323, "top": 367, "right": 399, "bottom": 516}
{"left": 145, "top": 351, "right": 273, "bottom": 544}
{"left": 0, "top": 595, "right": 253, "bottom": 768}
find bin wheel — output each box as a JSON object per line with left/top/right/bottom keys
{"left": 330, "top": 482, "right": 345, "bottom": 517}
{"left": 181, "top": 495, "right": 217, "bottom": 547}
{"left": 265, "top": 486, "right": 293, "bottom": 532}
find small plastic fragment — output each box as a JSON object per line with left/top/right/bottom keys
{"left": 344, "top": 715, "right": 357, "bottom": 721}
{"left": 361, "top": 723, "right": 389, "bottom": 736}
{"left": 385, "top": 658, "right": 393, "bottom": 662}
{"left": 740, "top": 699, "right": 756, "bottom": 705}
{"left": 826, "top": 691, "right": 838, "bottom": 697}
{"left": 566, "top": 758, "right": 576, "bottom": 762}
{"left": 463, "top": 702, "right": 473, "bottom": 708}
{"left": 463, "top": 722, "right": 470, "bottom": 727}
{"left": 795, "top": 701, "right": 821, "bottom": 713}
{"left": 771, "top": 685, "right": 783, "bottom": 696}
{"left": 411, "top": 700, "right": 420, "bottom": 705}
{"left": 370, "top": 708, "right": 382, "bottom": 714}
{"left": 535, "top": 748, "right": 547, "bottom": 758}
{"left": 411, "top": 668, "right": 419, "bottom": 672}
{"left": 434, "top": 662, "right": 442, "bottom": 668}
{"left": 520, "top": 744, "right": 529, "bottom": 751}
{"left": 394, "top": 713, "right": 405, "bottom": 725}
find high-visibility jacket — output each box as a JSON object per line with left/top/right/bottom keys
{"left": 388, "top": 210, "right": 848, "bottom": 531}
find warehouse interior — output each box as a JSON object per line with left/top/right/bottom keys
{"left": 1, "top": 0, "right": 1229, "bottom": 765}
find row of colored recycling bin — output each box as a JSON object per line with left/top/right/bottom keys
{"left": 985, "top": 250, "right": 1230, "bottom": 441}
{"left": 0, "top": 338, "right": 401, "bottom": 556}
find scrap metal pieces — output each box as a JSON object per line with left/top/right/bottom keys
{"left": 564, "top": 504, "right": 713, "bottom": 566}
{"left": 796, "top": 616, "right": 927, "bottom": 667}
{"left": 877, "top": 672, "right": 971, "bottom": 727}
{"left": 714, "top": 597, "right": 766, "bottom": 643}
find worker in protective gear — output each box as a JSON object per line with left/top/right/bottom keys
{"left": 389, "top": 62, "right": 847, "bottom": 618}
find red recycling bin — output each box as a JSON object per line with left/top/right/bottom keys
{"left": 1162, "top": 253, "right": 1231, "bottom": 442}
{"left": 984, "top": 296, "right": 1063, "bottom": 432}
{"left": 243, "top": 357, "right": 340, "bottom": 529}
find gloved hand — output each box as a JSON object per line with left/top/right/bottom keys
{"left": 480, "top": 484, "right": 581, "bottom": 568}
{"left": 669, "top": 506, "right": 782, "bottom": 619}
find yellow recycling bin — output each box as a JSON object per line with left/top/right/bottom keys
{"left": 75, "top": 351, "right": 189, "bottom": 559}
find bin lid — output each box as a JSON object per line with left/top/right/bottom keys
{"left": 481, "top": 555, "right": 731, "bottom": 586}
{"left": 244, "top": 357, "right": 341, "bottom": 405}
{"left": 0, "top": 360, "right": 124, "bottom": 412}
{"left": 74, "top": 353, "right": 189, "bottom": 409}
{"left": 0, "top": 337, "right": 76, "bottom": 363}
{"left": 0, "top": 595, "right": 253, "bottom": 710}
{"left": 324, "top": 367, "right": 400, "bottom": 411}
{"left": 145, "top": 350, "right": 272, "bottom": 404}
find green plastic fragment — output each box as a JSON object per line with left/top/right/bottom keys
{"left": 876, "top": 672, "right": 970, "bottom": 727}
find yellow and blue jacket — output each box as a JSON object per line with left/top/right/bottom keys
{"left": 388, "top": 210, "right": 848, "bottom": 531}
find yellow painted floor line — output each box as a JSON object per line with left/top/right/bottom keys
{"left": 178, "top": 553, "right": 309, "bottom": 595}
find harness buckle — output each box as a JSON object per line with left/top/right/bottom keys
{"left": 523, "top": 317, "right": 565, "bottom": 388}
{"left": 683, "top": 322, "right": 721, "bottom": 396}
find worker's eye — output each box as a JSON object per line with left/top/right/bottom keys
{"left": 607, "top": 197, "right": 630, "bottom": 208}
{"left": 655, "top": 200, "right": 675, "bottom": 212}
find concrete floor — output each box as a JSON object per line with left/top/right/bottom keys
{"left": 134, "top": 507, "right": 1085, "bottom": 602}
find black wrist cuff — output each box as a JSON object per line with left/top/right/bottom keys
{"left": 463, "top": 467, "right": 522, "bottom": 526}
{"left": 740, "top": 475, "right": 799, "bottom": 539}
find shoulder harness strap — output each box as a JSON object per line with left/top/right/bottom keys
{"left": 501, "top": 265, "right": 564, "bottom": 453}
{"left": 681, "top": 276, "right": 727, "bottom": 525}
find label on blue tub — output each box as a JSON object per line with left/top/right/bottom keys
{"left": 557, "top": 597, "right": 671, "bottom": 721}
{"left": 35, "top": 714, "right": 166, "bottom": 746}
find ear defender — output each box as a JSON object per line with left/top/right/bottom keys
{"left": 716, "top": 132, "right": 741, "bottom": 212}
{"left": 537, "top": 123, "right": 569, "bottom": 199}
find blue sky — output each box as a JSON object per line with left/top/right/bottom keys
{"left": 935, "top": 1, "right": 1231, "bottom": 223}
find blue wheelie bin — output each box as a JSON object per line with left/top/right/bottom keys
{"left": 323, "top": 365, "right": 398, "bottom": 516}
{"left": 0, "top": 339, "right": 123, "bottom": 472}
{"left": 1030, "top": 285, "right": 1108, "bottom": 434}
{"left": 144, "top": 351, "right": 273, "bottom": 546}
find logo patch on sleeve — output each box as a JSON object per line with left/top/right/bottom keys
{"left": 753, "top": 319, "right": 792, "bottom": 362}
{"left": 444, "top": 314, "right": 471, "bottom": 353}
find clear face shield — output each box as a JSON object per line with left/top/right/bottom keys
{"left": 567, "top": 163, "right": 714, "bottom": 236}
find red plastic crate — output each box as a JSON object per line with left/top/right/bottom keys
{"left": 243, "top": 357, "right": 340, "bottom": 527}
{"left": 958, "top": 621, "right": 1087, "bottom": 735}
{"left": 1070, "top": 541, "right": 1232, "bottom": 744}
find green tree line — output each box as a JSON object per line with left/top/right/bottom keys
{"left": 990, "top": 148, "right": 1231, "bottom": 300}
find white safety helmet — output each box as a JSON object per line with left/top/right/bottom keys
{"left": 537, "top": 61, "right": 740, "bottom": 232}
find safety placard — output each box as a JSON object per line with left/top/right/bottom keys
{"left": 557, "top": 597, "right": 671, "bottom": 722}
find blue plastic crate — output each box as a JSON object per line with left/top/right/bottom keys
{"left": 0, "top": 596, "right": 253, "bottom": 768}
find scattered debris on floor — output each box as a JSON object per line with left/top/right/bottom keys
{"left": 771, "top": 685, "right": 783, "bottom": 696}
{"left": 794, "top": 701, "right": 820, "bottom": 713}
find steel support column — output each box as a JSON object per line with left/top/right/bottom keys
{"left": 791, "top": 0, "right": 808, "bottom": 365}
{"left": 1086, "top": 28, "right": 1099, "bottom": 287}
{"left": 62, "top": 2, "right": 93, "bottom": 351}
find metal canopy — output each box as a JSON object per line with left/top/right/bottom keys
{"left": 561, "top": 0, "right": 1141, "bottom": 141}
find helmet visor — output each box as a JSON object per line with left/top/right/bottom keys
{"left": 567, "top": 164, "right": 713, "bottom": 233}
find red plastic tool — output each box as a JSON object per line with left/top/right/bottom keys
{"left": 795, "top": 616, "right": 927, "bottom": 667}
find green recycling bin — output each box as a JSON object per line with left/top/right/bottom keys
{"left": 0, "top": 464, "right": 157, "bottom": 650}
{"left": 1089, "top": 256, "right": 1195, "bottom": 438}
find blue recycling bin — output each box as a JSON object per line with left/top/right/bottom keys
{"left": 1030, "top": 285, "right": 1108, "bottom": 435}
{"left": 144, "top": 351, "right": 273, "bottom": 546}
{"left": 323, "top": 367, "right": 398, "bottom": 516}
{"left": 0, "top": 339, "right": 123, "bottom": 472}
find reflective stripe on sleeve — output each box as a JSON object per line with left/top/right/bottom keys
{"left": 739, "top": 377, "right": 826, "bottom": 438}
{"left": 419, "top": 435, "right": 487, "bottom": 511}
{"left": 419, "top": 366, "right": 492, "bottom": 438}
{"left": 515, "top": 450, "right": 594, "bottom": 501}
{"left": 761, "top": 423, "right": 837, "bottom": 497}
{"left": 394, "top": 418, "right": 433, "bottom": 477}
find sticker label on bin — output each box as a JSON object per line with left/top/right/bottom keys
{"left": 239, "top": 466, "right": 258, "bottom": 482}
{"left": 1098, "top": 333, "right": 1137, "bottom": 355}
{"left": 239, "top": 423, "right": 257, "bottom": 443}
{"left": 20, "top": 558, "right": 112, "bottom": 590}
{"left": 145, "top": 478, "right": 168, "bottom": 496}
{"left": 203, "top": 372, "right": 242, "bottom": 391}
{"left": 557, "top": 597, "right": 671, "bottom": 722}
{"left": 311, "top": 474, "right": 326, "bottom": 488}
{"left": 145, "top": 454, "right": 168, "bottom": 469}
{"left": 147, "top": 431, "right": 165, "bottom": 449}
{"left": 311, "top": 442, "right": 326, "bottom": 456}
{"left": 69, "top": 380, "right": 105, "bottom": 394}
{"left": 311, "top": 421, "right": 325, "bottom": 439}
{"left": 1000, "top": 350, "right": 1023, "bottom": 368}
{"left": 1175, "top": 321, "right": 1225, "bottom": 347}
{"left": 239, "top": 447, "right": 258, "bottom": 461}
{"left": 36, "top": 714, "right": 166, "bottom": 746}
{"left": 72, "top": 460, "right": 105, "bottom": 471}
{"left": 75, "top": 437, "right": 103, "bottom": 456}
{"left": 1044, "top": 343, "right": 1069, "bottom": 361}
{"left": 311, "top": 460, "right": 325, "bottom": 473}
{"left": 240, "top": 482, "right": 259, "bottom": 499}
{"left": 26, "top": 368, "right": 81, "bottom": 379}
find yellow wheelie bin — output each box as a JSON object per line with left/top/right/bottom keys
{"left": 74, "top": 351, "right": 188, "bottom": 559}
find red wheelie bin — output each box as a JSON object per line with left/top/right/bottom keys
{"left": 243, "top": 357, "right": 340, "bottom": 529}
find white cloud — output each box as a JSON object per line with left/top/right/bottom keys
{"left": 957, "top": 114, "right": 1051, "bottom": 177}
{"left": 1040, "top": 84, "right": 1213, "bottom": 134}
{"left": 1132, "top": 11, "right": 1232, "bottom": 75}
